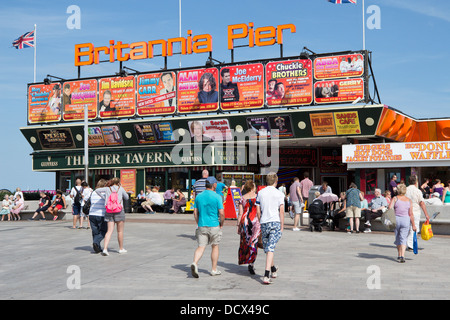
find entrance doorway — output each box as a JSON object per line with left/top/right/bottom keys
{"left": 321, "top": 176, "right": 347, "bottom": 195}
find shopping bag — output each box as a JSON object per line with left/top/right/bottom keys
{"left": 381, "top": 208, "right": 396, "bottom": 231}
{"left": 421, "top": 221, "right": 433, "bottom": 241}
{"left": 413, "top": 232, "right": 418, "bottom": 255}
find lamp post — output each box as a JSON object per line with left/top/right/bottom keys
{"left": 84, "top": 103, "right": 89, "bottom": 183}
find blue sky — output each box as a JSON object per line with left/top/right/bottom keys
{"left": 0, "top": 0, "right": 449, "bottom": 191}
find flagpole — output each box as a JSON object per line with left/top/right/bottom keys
{"left": 179, "top": 0, "right": 182, "bottom": 68}
{"left": 362, "top": 0, "right": 365, "bottom": 50}
{"left": 34, "top": 24, "right": 37, "bottom": 83}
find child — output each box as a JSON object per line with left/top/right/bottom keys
{"left": 256, "top": 172, "right": 285, "bottom": 285}
{"left": 1, "top": 195, "right": 12, "bottom": 221}
{"left": 48, "top": 190, "right": 66, "bottom": 221}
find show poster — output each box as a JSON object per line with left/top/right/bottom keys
{"left": 188, "top": 119, "right": 232, "bottom": 143}
{"left": 62, "top": 79, "right": 98, "bottom": 121}
{"left": 314, "top": 53, "right": 364, "bottom": 80}
{"left": 268, "top": 115, "right": 294, "bottom": 138}
{"left": 120, "top": 169, "right": 136, "bottom": 196}
{"left": 265, "top": 59, "right": 313, "bottom": 107}
{"left": 98, "top": 76, "right": 136, "bottom": 119}
{"left": 314, "top": 78, "right": 364, "bottom": 104}
{"left": 310, "top": 112, "right": 337, "bottom": 136}
{"left": 153, "top": 122, "right": 175, "bottom": 143}
{"left": 101, "top": 125, "right": 123, "bottom": 146}
{"left": 136, "top": 72, "right": 176, "bottom": 116}
{"left": 134, "top": 123, "right": 156, "bottom": 144}
{"left": 28, "top": 83, "right": 62, "bottom": 124}
{"left": 177, "top": 67, "right": 219, "bottom": 113}
{"left": 246, "top": 116, "right": 271, "bottom": 139}
{"left": 219, "top": 63, "right": 264, "bottom": 111}
{"left": 88, "top": 127, "right": 105, "bottom": 147}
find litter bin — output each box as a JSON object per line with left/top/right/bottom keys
{"left": 123, "top": 196, "right": 132, "bottom": 213}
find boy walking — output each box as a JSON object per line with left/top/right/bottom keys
{"left": 256, "top": 172, "right": 285, "bottom": 284}
{"left": 191, "top": 176, "right": 225, "bottom": 278}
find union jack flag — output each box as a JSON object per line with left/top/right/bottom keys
{"left": 328, "top": 0, "right": 357, "bottom": 3}
{"left": 12, "top": 30, "right": 35, "bottom": 49}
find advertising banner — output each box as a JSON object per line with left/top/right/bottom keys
{"left": 177, "top": 67, "right": 219, "bottom": 113}
{"left": 268, "top": 115, "right": 294, "bottom": 138}
{"left": 88, "top": 127, "right": 106, "bottom": 147}
{"left": 314, "top": 53, "right": 364, "bottom": 80}
{"left": 101, "top": 125, "right": 124, "bottom": 146}
{"left": 28, "top": 83, "right": 62, "bottom": 123}
{"left": 265, "top": 59, "right": 313, "bottom": 107}
{"left": 246, "top": 116, "right": 271, "bottom": 139}
{"left": 120, "top": 169, "right": 136, "bottom": 196}
{"left": 314, "top": 78, "right": 364, "bottom": 104}
{"left": 343, "top": 141, "right": 450, "bottom": 164}
{"left": 153, "top": 122, "right": 175, "bottom": 143}
{"left": 334, "top": 111, "right": 361, "bottom": 135}
{"left": 98, "top": 76, "right": 136, "bottom": 118}
{"left": 219, "top": 63, "right": 264, "bottom": 111}
{"left": 188, "top": 119, "right": 232, "bottom": 142}
{"left": 134, "top": 123, "right": 156, "bottom": 144}
{"left": 136, "top": 72, "right": 176, "bottom": 116}
{"left": 310, "top": 113, "right": 336, "bottom": 136}
{"left": 62, "top": 79, "right": 98, "bottom": 121}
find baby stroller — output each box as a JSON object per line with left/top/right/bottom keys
{"left": 308, "top": 198, "right": 328, "bottom": 232}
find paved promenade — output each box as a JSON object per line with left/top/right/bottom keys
{"left": 0, "top": 213, "right": 449, "bottom": 300}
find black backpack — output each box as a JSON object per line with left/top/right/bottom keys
{"left": 74, "top": 187, "right": 82, "bottom": 206}
{"left": 82, "top": 191, "right": 94, "bottom": 215}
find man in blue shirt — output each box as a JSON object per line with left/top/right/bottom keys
{"left": 363, "top": 188, "right": 388, "bottom": 233}
{"left": 191, "top": 176, "right": 224, "bottom": 278}
{"left": 215, "top": 176, "right": 227, "bottom": 202}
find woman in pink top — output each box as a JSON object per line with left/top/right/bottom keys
{"left": 388, "top": 184, "right": 417, "bottom": 263}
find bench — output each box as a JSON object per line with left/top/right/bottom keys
{"left": 13, "top": 200, "right": 71, "bottom": 221}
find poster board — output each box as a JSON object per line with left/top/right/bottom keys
{"left": 223, "top": 186, "right": 241, "bottom": 219}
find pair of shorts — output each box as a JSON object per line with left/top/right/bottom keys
{"left": 346, "top": 205, "right": 361, "bottom": 218}
{"left": 196, "top": 226, "right": 222, "bottom": 247}
{"left": 292, "top": 201, "right": 302, "bottom": 214}
{"left": 72, "top": 204, "right": 81, "bottom": 215}
{"left": 261, "top": 222, "right": 282, "bottom": 253}
{"left": 104, "top": 211, "right": 126, "bottom": 222}
{"left": 36, "top": 205, "right": 49, "bottom": 213}
{"left": 53, "top": 204, "right": 63, "bottom": 211}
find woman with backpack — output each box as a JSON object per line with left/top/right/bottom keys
{"left": 99, "top": 178, "right": 129, "bottom": 256}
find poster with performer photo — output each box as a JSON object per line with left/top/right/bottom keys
{"left": 136, "top": 72, "right": 177, "bottom": 116}
{"left": 265, "top": 59, "right": 313, "bottom": 107}
{"left": 314, "top": 53, "right": 364, "bottom": 80}
{"left": 101, "top": 125, "right": 123, "bottom": 146}
{"left": 246, "top": 117, "right": 271, "bottom": 139}
{"left": 98, "top": 76, "right": 136, "bottom": 119}
{"left": 188, "top": 119, "right": 232, "bottom": 143}
{"left": 219, "top": 63, "right": 264, "bottom": 111}
{"left": 314, "top": 78, "right": 364, "bottom": 104}
{"left": 177, "top": 67, "right": 219, "bottom": 113}
{"left": 28, "top": 83, "right": 62, "bottom": 124}
{"left": 62, "top": 79, "right": 98, "bottom": 121}
{"left": 152, "top": 122, "right": 175, "bottom": 143}
{"left": 134, "top": 123, "right": 156, "bottom": 145}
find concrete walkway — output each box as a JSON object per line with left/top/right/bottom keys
{"left": 0, "top": 213, "right": 449, "bottom": 300}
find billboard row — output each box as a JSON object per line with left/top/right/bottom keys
{"left": 28, "top": 52, "right": 366, "bottom": 124}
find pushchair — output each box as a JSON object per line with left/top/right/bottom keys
{"left": 308, "top": 198, "right": 328, "bottom": 232}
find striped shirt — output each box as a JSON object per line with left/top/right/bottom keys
{"left": 193, "top": 178, "right": 207, "bottom": 197}
{"left": 86, "top": 190, "right": 106, "bottom": 217}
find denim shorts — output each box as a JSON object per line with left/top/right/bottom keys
{"left": 260, "top": 222, "right": 282, "bottom": 253}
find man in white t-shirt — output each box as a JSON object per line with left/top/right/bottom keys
{"left": 256, "top": 172, "right": 284, "bottom": 285}
{"left": 406, "top": 175, "right": 430, "bottom": 251}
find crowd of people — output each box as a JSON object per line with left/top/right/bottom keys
{"left": 1, "top": 172, "right": 447, "bottom": 283}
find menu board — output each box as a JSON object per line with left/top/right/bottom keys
{"left": 136, "top": 72, "right": 176, "bottom": 116}
{"left": 62, "top": 79, "right": 98, "bottom": 121}
{"left": 219, "top": 63, "right": 264, "bottom": 111}
{"left": 98, "top": 76, "right": 136, "bottom": 118}
{"left": 177, "top": 67, "right": 219, "bottom": 113}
